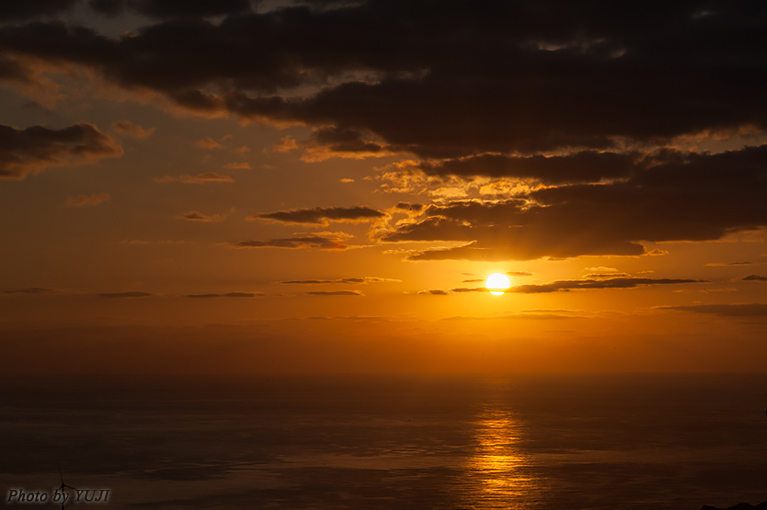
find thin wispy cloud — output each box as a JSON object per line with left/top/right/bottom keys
{"left": 178, "top": 211, "right": 226, "bottom": 222}
{"left": 154, "top": 172, "right": 233, "bottom": 183}
{"left": 253, "top": 206, "right": 385, "bottom": 225}
{"left": 306, "top": 290, "right": 364, "bottom": 296}
{"left": 111, "top": 121, "right": 155, "bottom": 139}
{"left": 234, "top": 235, "right": 349, "bottom": 250}
{"left": 65, "top": 192, "right": 111, "bottom": 207}
{"left": 281, "top": 277, "right": 400, "bottom": 284}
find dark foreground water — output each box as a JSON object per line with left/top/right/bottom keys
{"left": 1, "top": 374, "right": 766, "bottom": 509}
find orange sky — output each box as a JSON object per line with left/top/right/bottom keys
{"left": 1, "top": 1, "right": 766, "bottom": 374}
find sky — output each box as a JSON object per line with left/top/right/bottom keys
{"left": 1, "top": 0, "right": 766, "bottom": 375}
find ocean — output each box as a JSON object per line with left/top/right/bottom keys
{"left": 1, "top": 374, "right": 766, "bottom": 509}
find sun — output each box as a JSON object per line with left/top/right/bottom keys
{"left": 485, "top": 273, "right": 511, "bottom": 296}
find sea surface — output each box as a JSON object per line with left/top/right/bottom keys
{"left": 1, "top": 374, "right": 766, "bottom": 509}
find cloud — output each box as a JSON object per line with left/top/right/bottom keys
{"left": 223, "top": 162, "right": 250, "bottom": 169}
{"left": 98, "top": 291, "right": 152, "bottom": 298}
{"left": 418, "top": 150, "right": 638, "bottom": 184}
{"left": 659, "top": 304, "right": 767, "bottom": 317}
{"left": 281, "top": 277, "right": 400, "bottom": 284}
{"left": 272, "top": 136, "right": 298, "bottom": 153}
{"left": 0, "top": 123, "right": 122, "bottom": 180}
{"left": 706, "top": 261, "right": 757, "bottom": 267}
{"left": 3, "top": 2, "right": 765, "bottom": 161}
{"left": 743, "top": 275, "right": 767, "bottom": 282}
{"left": 417, "top": 277, "right": 705, "bottom": 296}
{"left": 254, "top": 206, "right": 385, "bottom": 225}
{"left": 195, "top": 138, "right": 224, "bottom": 149}
{"left": 3, "top": 3, "right": 767, "bottom": 265}
{"left": 382, "top": 146, "right": 767, "bottom": 260}
{"left": 178, "top": 211, "right": 225, "bottom": 222}
{"left": 65, "top": 192, "right": 111, "bottom": 207}
{"left": 418, "top": 289, "right": 449, "bottom": 296}
{"left": 88, "top": 0, "right": 251, "bottom": 18}
{"left": 0, "top": 0, "right": 78, "bottom": 20}
{"left": 111, "top": 120, "right": 155, "bottom": 139}
{"left": 154, "top": 172, "right": 233, "bottom": 183}
{"left": 234, "top": 235, "right": 348, "bottom": 250}
{"left": 306, "top": 290, "right": 364, "bottom": 296}
{"left": 185, "top": 292, "right": 264, "bottom": 298}
{"left": 584, "top": 273, "right": 632, "bottom": 279}
{"left": 463, "top": 271, "right": 533, "bottom": 283}
{"left": 510, "top": 277, "right": 707, "bottom": 294}
{"left": 2, "top": 287, "right": 56, "bottom": 294}
{"left": 450, "top": 287, "right": 487, "bottom": 293}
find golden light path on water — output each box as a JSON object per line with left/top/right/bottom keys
{"left": 463, "top": 407, "right": 539, "bottom": 509}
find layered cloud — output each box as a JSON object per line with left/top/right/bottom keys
{"left": 382, "top": 146, "right": 767, "bottom": 260}
{"left": 0, "top": 123, "right": 122, "bottom": 180}
{"left": 1, "top": 2, "right": 765, "bottom": 159}
{"left": 416, "top": 277, "right": 705, "bottom": 295}
{"left": 253, "top": 206, "right": 385, "bottom": 225}
{"left": 659, "top": 304, "right": 767, "bottom": 317}
{"left": 281, "top": 277, "right": 399, "bottom": 284}
{"left": 509, "top": 277, "right": 707, "bottom": 294}
{"left": 154, "top": 172, "right": 233, "bottom": 183}
{"left": 234, "top": 235, "right": 348, "bottom": 250}
{"left": 185, "top": 292, "right": 264, "bottom": 298}
{"left": 3, "top": 1, "right": 766, "bottom": 267}
{"left": 111, "top": 121, "right": 155, "bottom": 139}
{"left": 98, "top": 291, "right": 152, "bottom": 298}
{"left": 65, "top": 192, "right": 111, "bottom": 207}
{"left": 306, "top": 290, "right": 364, "bottom": 296}
{"left": 178, "top": 211, "right": 225, "bottom": 222}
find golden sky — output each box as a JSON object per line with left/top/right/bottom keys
{"left": 1, "top": 0, "right": 766, "bottom": 374}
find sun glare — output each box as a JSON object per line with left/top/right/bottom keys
{"left": 485, "top": 273, "right": 511, "bottom": 296}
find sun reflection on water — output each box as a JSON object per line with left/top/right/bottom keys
{"left": 464, "top": 407, "right": 539, "bottom": 508}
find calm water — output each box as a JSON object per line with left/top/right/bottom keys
{"left": 1, "top": 374, "right": 766, "bottom": 509}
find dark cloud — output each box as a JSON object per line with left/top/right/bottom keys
{"left": 660, "top": 303, "right": 767, "bottom": 317}
{"left": 98, "top": 291, "right": 152, "bottom": 298}
{"left": 450, "top": 287, "right": 486, "bottom": 293}
{"left": 707, "top": 260, "right": 758, "bottom": 266}
{"left": 185, "top": 292, "right": 264, "bottom": 298}
{"left": 281, "top": 277, "right": 398, "bottom": 284}
{"left": 178, "top": 211, "right": 225, "bottom": 222}
{"left": 88, "top": 0, "right": 251, "bottom": 18}
{"left": 510, "top": 277, "right": 706, "bottom": 294}
{"left": 418, "top": 289, "right": 449, "bottom": 296}
{"left": 2, "top": 287, "right": 55, "bottom": 294}
{"left": 1, "top": 2, "right": 765, "bottom": 158}
{"left": 0, "top": 123, "right": 122, "bottom": 180}
{"left": 384, "top": 146, "right": 767, "bottom": 260}
{"left": 155, "top": 172, "right": 233, "bottom": 183}
{"left": 0, "top": 54, "right": 28, "bottom": 82}
{"left": 309, "top": 126, "right": 388, "bottom": 155}
{"left": 306, "top": 290, "right": 363, "bottom": 296}
{"left": 255, "top": 206, "right": 385, "bottom": 225}
{"left": 413, "top": 277, "right": 703, "bottom": 295}
{"left": 0, "top": 0, "right": 78, "bottom": 20}
{"left": 395, "top": 202, "right": 424, "bottom": 212}
{"left": 743, "top": 275, "right": 767, "bottom": 281}
{"left": 235, "top": 235, "right": 348, "bottom": 250}
{"left": 418, "top": 151, "right": 638, "bottom": 184}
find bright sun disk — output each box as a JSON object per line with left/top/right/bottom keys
{"left": 485, "top": 273, "right": 511, "bottom": 296}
